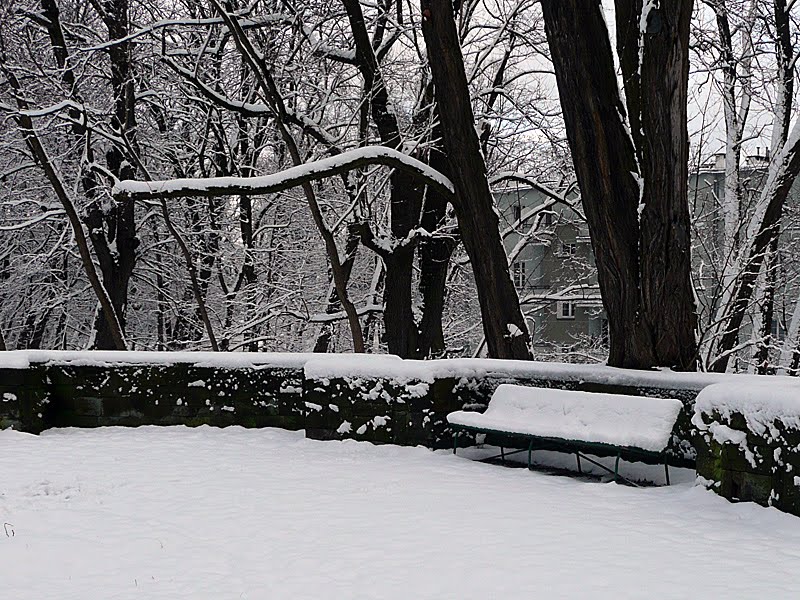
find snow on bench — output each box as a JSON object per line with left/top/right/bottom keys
{"left": 448, "top": 385, "right": 683, "bottom": 484}
{"left": 448, "top": 384, "right": 683, "bottom": 453}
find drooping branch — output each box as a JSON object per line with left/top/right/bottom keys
{"left": 113, "top": 146, "right": 455, "bottom": 202}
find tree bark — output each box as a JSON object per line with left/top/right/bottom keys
{"left": 313, "top": 224, "right": 361, "bottom": 353}
{"left": 342, "top": 0, "right": 423, "bottom": 358}
{"left": 541, "top": 0, "right": 696, "bottom": 370}
{"left": 420, "top": 0, "right": 531, "bottom": 359}
{"left": 88, "top": 0, "right": 139, "bottom": 349}
{"left": 626, "top": 0, "right": 697, "bottom": 369}
{"left": 755, "top": 236, "right": 779, "bottom": 374}
{"left": 417, "top": 127, "right": 457, "bottom": 357}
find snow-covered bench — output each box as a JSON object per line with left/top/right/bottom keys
{"left": 447, "top": 384, "right": 683, "bottom": 485}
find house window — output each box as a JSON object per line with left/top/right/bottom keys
{"left": 557, "top": 301, "right": 575, "bottom": 319}
{"left": 771, "top": 319, "right": 786, "bottom": 341}
{"left": 512, "top": 204, "right": 522, "bottom": 223}
{"left": 512, "top": 261, "right": 526, "bottom": 288}
{"left": 560, "top": 242, "right": 577, "bottom": 256}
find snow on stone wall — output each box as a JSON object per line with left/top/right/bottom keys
{"left": 4, "top": 350, "right": 793, "bottom": 461}
{"left": 694, "top": 382, "right": 800, "bottom": 517}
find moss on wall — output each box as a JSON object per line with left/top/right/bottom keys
{"left": 695, "top": 408, "right": 800, "bottom": 517}
{"left": 3, "top": 358, "right": 704, "bottom": 468}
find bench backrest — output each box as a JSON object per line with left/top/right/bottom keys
{"left": 447, "top": 384, "right": 683, "bottom": 452}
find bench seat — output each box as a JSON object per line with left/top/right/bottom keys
{"left": 448, "top": 384, "right": 683, "bottom": 484}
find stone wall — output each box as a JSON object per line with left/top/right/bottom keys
{"left": 6, "top": 351, "right": 798, "bottom": 466}
{"left": 1, "top": 352, "right": 309, "bottom": 433}
{"left": 0, "top": 365, "right": 49, "bottom": 433}
{"left": 43, "top": 363, "right": 306, "bottom": 431}
{"left": 694, "top": 383, "right": 800, "bottom": 517}
{"left": 303, "top": 376, "right": 469, "bottom": 449}
{"left": 301, "top": 372, "right": 703, "bottom": 462}
{"left": 7, "top": 351, "right": 800, "bottom": 516}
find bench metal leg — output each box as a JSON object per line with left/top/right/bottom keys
{"left": 614, "top": 453, "right": 621, "bottom": 483}
{"left": 664, "top": 461, "right": 670, "bottom": 486}
{"left": 453, "top": 430, "right": 458, "bottom": 455}
{"left": 574, "top": 452, "right": 641, "bottom": 487}
{"left": 527, "top": 439, "right": 534, "bottom": 470}
{"left": 500, "top": 446, "right": 506, "bottom": 465}
{"left": 576, "top": 452, "right": 582, "bottom": 474}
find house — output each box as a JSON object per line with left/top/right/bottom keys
{"left": 689, "top": 150, "right": 800, "bottom": 358}
{"left": 494, "top": 184, "right": 607, "bottom": 357}
{"left": 495, "top": 152, "right": 800, "bottom": 365}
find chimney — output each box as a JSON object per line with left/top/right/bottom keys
{"left": 714, "top": 152, "right": 726, "bottom": 170}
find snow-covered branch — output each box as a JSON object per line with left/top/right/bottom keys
{"left": 113, "top": 146, "right": 455, "bottom": 202}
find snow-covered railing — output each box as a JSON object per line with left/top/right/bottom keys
{"left": 0, "top": 350, "right": 396, "bottom": 370}
{"left": 3, "top": 350, "right": 797, "bottom": 393}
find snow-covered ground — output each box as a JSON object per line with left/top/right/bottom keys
{"left": 2, "top": 426, "right": 798, "bottom": 599}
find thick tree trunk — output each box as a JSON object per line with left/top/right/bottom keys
{"left": 541, "top": 0, "right": 652, "bottom": 368}
{"left": 89, "top": 0, "right": 139, "bottom": 349}
{"left": 420, "top": 0, "right": 531, "bottom": 360}
{"left": 383, "top": 245, "right": 419, "bottom": 357}
{"left": 628, "top": 0, "right": 697, "bottom": 369}
{"left": 541, "top": 0, "right": 696, "bottom": 370}
{"left": 86, "top": 196, "right": 137, "bottom": 349}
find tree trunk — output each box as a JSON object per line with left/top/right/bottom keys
{"left": 709, "top": 138, "right": 800, "bottom": 372}
{"left": 383, "top": 244, "right": 419, "bottom": 357}
{"left": 755, "top": 236, "right": 779, "bottom": 374}
{"left": 541, "top": 0, "right": 696, "bottom": 370}
{"left": 89, "top": 0, "right": 139, "bottom": 349}
{"left": 342, "top": 0, "right": 423, "bottom": 358}
{"left": 420, "top": 0, "right": 531, "bottom": 360}
{"left": 3, "top": 62, "right": 127, "bottom": 350}
{"left": 708, "top": 0, "right": 798, "bottom": 372}
{"left": 417, "top": 131, "right": 457, "bottom": 357}
{"left": 628, "top": 0, "right": 697, "bottom": 369}
{"left": 313, "top": 224, "right": 361, "bottom": 353}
